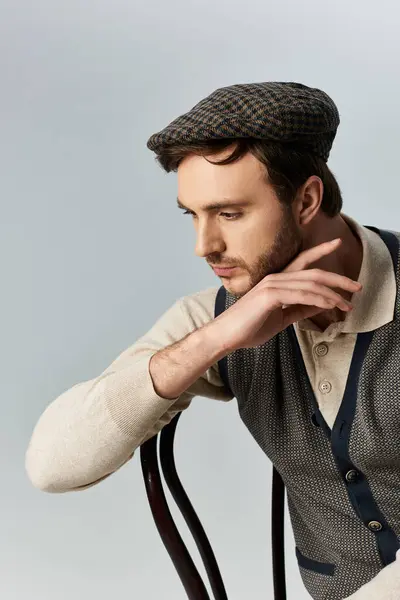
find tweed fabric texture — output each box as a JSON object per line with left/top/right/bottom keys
{"left": 216, "top": 229, "right": 400, "bottom": 600}
{"left": 146, "top": 81, "right": 340, "bottom": 161}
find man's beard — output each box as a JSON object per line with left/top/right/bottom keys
{"left": 258, "top": 206, "right": 304, "bottom": 276}
{"left": 233, "top": 205, "right": 303, "bottom": 299}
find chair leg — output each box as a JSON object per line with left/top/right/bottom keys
{"left": 271, "top": 466, "right": 286, "bottom": 600}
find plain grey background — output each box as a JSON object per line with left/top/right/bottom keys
{"left": 2, "top": 0, "right": 400, "bottom": 598}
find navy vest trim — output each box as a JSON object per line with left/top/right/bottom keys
{"left": 215, "top": 286, "right": 233, "bottom": 397}
{"left": 295, "top": 546, "right": 336, "bottom": 576}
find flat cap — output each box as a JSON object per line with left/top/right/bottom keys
{"left": 146, "top": 81, "right": 340, "bottom": 161}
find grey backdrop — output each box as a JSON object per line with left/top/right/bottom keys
{"left": 2, "top": 0, "right": 400, "bottom": 598}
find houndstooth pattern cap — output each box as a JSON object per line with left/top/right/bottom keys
{"left": 146, "top": 81, "right": 340, "bottom": 162}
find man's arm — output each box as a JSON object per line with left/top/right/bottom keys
{"left": 343, "top": 550, "right": 400, "bottom": 600}
{"left": 25, "top": 291, "right": 233, "bottom": 493}
{"left": 149, "top": 319, "right": 228, "bottom": 400}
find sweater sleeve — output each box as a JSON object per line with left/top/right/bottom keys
{"left": 25, "top": 287, "right": 233, "bottom": 494}
{"left": 343, "top": 549, "right": 400, "bottom": 600}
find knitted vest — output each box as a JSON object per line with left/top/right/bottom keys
{"left": 215, "top": 226, "right": 400, "bottom": 600}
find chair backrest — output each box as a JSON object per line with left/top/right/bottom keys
{"left": 140, "top": 411, "right": 287, "bottom": 599}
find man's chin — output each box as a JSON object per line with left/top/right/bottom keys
{"left": 222, "top": 278, "right": 254, "bottom": 299}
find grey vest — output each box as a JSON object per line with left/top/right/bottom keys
{"left": 215, "top": 226, "right": 400, "bottom": 600}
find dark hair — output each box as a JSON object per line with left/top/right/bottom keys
{"left": 152, "top": 138, "right": 343, "bottom": 217}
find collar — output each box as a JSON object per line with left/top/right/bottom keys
{"left": 296, "top": 213, "right": 397, "bottom": 335}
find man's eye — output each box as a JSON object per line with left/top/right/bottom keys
{"left": 182, "top": 210, "right": 242, "bottom": 220}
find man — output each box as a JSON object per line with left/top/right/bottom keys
{"left": 26, "top": 82, "right": 400, "bottom": 599}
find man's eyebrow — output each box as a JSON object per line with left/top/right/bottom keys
{"left": 176, "top": 197, "right": 253, "bottom": 212}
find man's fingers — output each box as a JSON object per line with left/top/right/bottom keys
{"left": 281, "top": 303, "right": 325, "bottom": 327}
{"left": 283, "top": 238, "right": 342, "bottom": 273}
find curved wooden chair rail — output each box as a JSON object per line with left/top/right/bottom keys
{"left": 140, "top": 411, "right": 287, "bottom": 599}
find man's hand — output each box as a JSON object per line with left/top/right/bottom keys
{"left": 211, "top": 238, "right": 362, "bottom": 353}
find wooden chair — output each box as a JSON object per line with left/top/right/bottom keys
{"left": 140, "top": 411, "right": 287, "bottom": 599}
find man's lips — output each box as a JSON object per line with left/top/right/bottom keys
{"left": 210, "top": 265, "right": 236, "bottom": 269}
{"left": 212, "top": 266, "right": 238, "bottom": 275}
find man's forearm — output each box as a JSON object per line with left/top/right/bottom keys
{"left": 149, "top": 321, "right": 227, "bottom": 400}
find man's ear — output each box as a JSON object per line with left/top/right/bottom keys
{"left": 294, "top": 176, "right": 324, "bottom": 226}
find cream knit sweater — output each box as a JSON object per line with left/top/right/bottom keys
{"left": 25, "top": 213, "right": 400, "bottom": 599}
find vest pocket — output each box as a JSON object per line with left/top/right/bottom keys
{"left": 295, "top": 546, "right": 336, "bottom": 576}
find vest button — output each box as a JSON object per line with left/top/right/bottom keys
{"left": 368, "top": 521, "right": 383, "bottom": 532}
{"left": 318, "top": 380, "right": 332, "bottom": 394}
{"left": 314, "top": 343, "right": 329, "bottom": 357}
{"left": 345, "top": 469, "right": 358, "bottom": 483}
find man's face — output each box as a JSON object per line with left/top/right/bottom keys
{"left": 177, "top": 146, "right": 304, "bottom": 298}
